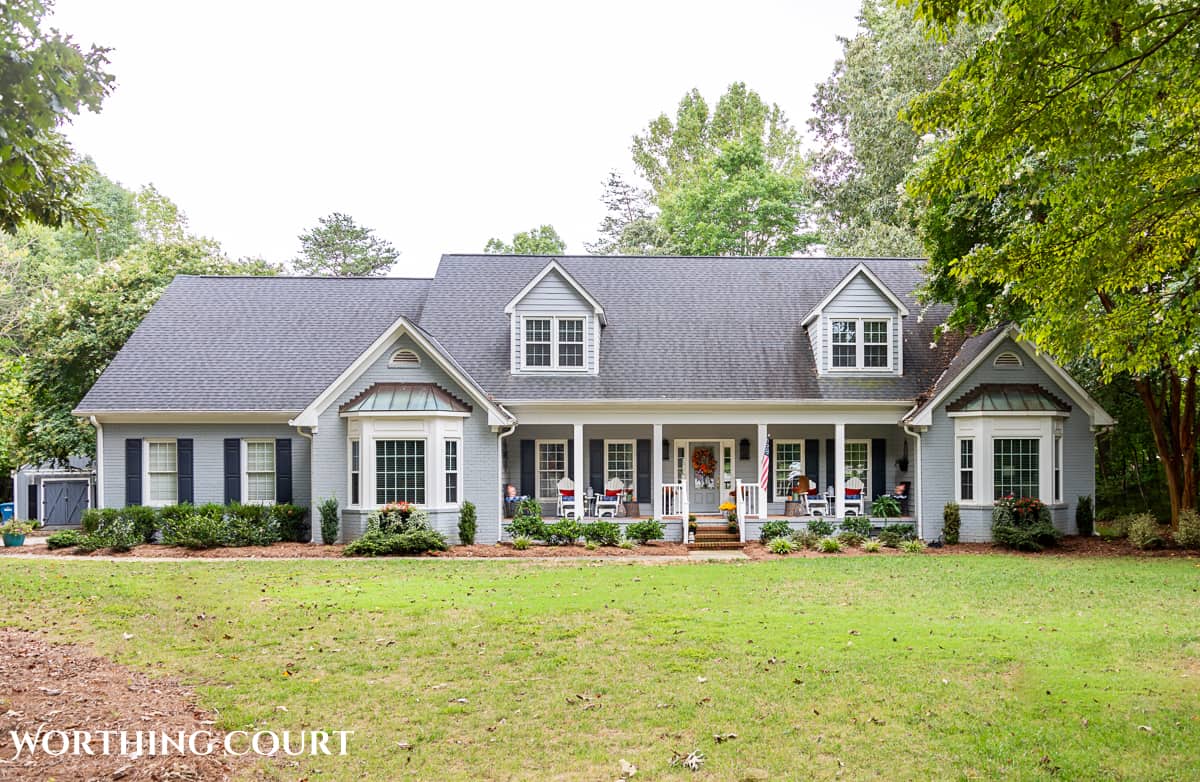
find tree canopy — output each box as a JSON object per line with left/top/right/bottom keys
{"left": 0, "top": 0, "right": 115, "bottom": 233}
{"left": 903, "top": 0, "right": 1200, "bottom": 523}
{"left": 484, "top": 225, "right": 567, "bottom": 255}
{"left": 293, "top": 212, "right": 399, "bottom": 276}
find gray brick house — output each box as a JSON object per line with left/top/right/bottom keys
{"left": 73, "top": 255, "right": 1112, "bottom": 543}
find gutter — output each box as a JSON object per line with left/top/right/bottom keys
{"left": 496, "top": 423, "right": 518, "bottom": 542}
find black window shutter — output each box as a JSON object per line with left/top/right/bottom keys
{"left": 589, "top": 440, "right": 604, "bottom": 491}
{"left": 224, "top": 438, "right": 241, "bottom": 504}
{"left": 635, "top": 438, "right": 650, "bottom": 502}
{"left": 125, "top": 438, "right": 142, "bottom": 506}
{"left": 276, "top": 438, "right": 292, "bottom": 504}
{"left": 176, "top": 439, "right": 194, "bottom": 505}
{"left": 567, "top": 440, "right": 574, "bottom": 480}
{"left": 871, "top": 438, "right": 887, "bottom": 500}
{"left": 767, "top": 437, "right": 775, "bottom": 501}
{"left": 805, "top": 439, "right": 820, "bottom": 485}
{"left": 825, "top": 439, "right": 835, "bottom": 491}
{"left": 519, "top": 440, "right": 535, "bottom": 498}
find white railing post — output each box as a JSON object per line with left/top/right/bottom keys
{"left": 681, "top": 481, "right": 689, "bottom": 542}
{"left": 735, "top": 480, "right": 747, "bottom": 543}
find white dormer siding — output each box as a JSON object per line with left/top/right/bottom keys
{"left": 506, "top": 263, "right": 604, "bottom": 376}
{"left": 802, "top": 265, "right": 907, "bottom": 376}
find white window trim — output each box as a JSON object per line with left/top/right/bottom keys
{"left": 953, "top": 416, "right": 1066, "bottom": 508}
{"left": 373, "top": 437, "right": 429, "bottom": 507}
{"left": 444, "top": 438, "right": 461, "bottom": 505}
{"left": 348, "top": 438, "right": 361, "bottom": 508}
{"left": 828, "top": 316, "right": 893, "bottom": 372}
{"left": 535, "top": 439, "right": 568, "bottom": 501}
{"left": 143, "top": 438, "right": 178, "bottom": 508}
{"left": 241, "top": 438, "right": 277, "bottom": 506}
{"left": 603, "top": 439, "right": 636, "bottom": 492}
{"left": 955, "top": 436, "right": 977, "bottom": 503}
{"left": 843, "top": 439, "right": 871, "bottom": 493}
{"left": 519, "top": 314, "right": 589, "bottom": 372}
{"left": 773, "top": 439, "right": 805, "bottom": 497}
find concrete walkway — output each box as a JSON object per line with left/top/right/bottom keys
{"left": 687, "top": 549, "right": 750, "bottom": 560}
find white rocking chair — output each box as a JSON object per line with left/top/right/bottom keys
{"left": 844, "top": 476, "right": 865, "bottom": 516}
{"left": 805, "top": 487, "right": 828, "bottom": 516}
{"left": 595, "top": 477, "right": 623, "bottom": 518}
{"left": 556, "top": 477, "right": 580, "bottom": 519}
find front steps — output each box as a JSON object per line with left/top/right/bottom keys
{"left": 687, "top": 524, "right": 745, "bottom": 551}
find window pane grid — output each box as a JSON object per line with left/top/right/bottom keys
{"left": 147, "top": 441, "right": 177, "bottom": 504}
{"left": 537, "top": 442, "right": 566, "bottom": 499}
{"left": 993, "top": 438, "right": 1039, "bottom": 500}
{"left": 959, "top": 440, "right": 974, "bottom": 501}
{"left": 774, "top": 442, "right": 804, "bottom": 497}
{"left": 376, "top": 439, "right": 425, "bottom": 505}
{"left": 350, "top": 440, "right": 360, "bottom": 506}
{"left": 148, "top": 442, "right": 176, "bottom": 472}
{"left": 246, "top": 441, "right": 274, "bottom": 472}
{"left": 445, "top": 440, "right": 459, "bottom": 504}
{"left": 606, "top": 442, "right": 634, "bottom": 491}
{"left": 844, "top": 442, "right": 869, "bottom": 485}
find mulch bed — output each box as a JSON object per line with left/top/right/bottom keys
{"left": 431, "top": 541, "right": 689, "bottom": 557}
{"left": 0, "top": 629, "right": 246, "bottom": 781}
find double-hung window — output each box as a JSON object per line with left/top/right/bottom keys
{"left": 523, "top": 316, "right": 586, "bottom": 370}
{"left": 1054, "top": 434, "right": 1062, "bottom": 502}
{"left": 349, "top": 439, "right": 361, "bottom": 506}
{"left": 536, "top": 440, "right": 567, "bottom": 500}
{"left": 773, "top": 440, "right": 805, "bottom": 497}
{"left": 445, "top": 439, "right": 460, "bottom": 504}
{"left": 993, "top": 438, "right": 1039, "bottom": 500}
{"left": 605, "top": 441, "right": 634, "bottom": 492}
{"left": 376, "top": 439, "right": 425, "bottom": 505}
{"left": 844, "top": 441, "right": 870, "bottom": 488}
{"left": 243, "top": 439, "right": 276, "bottom": 504}
{"left": 830, "top": 318, "right": 890, "bottom": 370}
{"left": 958, "top": 439, "right": 974, "bottom": 501}
{"left": 145, "top": 439, "right": 178, "bottom": 506}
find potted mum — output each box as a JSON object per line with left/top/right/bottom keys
{"left": 2, "top": 519, "right": 38, "bottom": 547}
{"left": 719, "top": 500, "right": 738, "bottom": 532}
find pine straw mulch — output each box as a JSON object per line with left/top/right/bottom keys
{"left": 0, "top": 628, "right": 249, "bottom": 781}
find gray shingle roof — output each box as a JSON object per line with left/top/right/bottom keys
{"left": 419, "top": 255, "right": 956, "bottom": 401}
{"left": 77, "top": 256, "right": 968, "bottom": 413}
{"left": 76, "top": 276, "right": 430, "bottom": 412}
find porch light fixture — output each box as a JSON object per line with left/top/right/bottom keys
{"left": 662, "top": 439, "right": 669, "bottom": 460}
{"left": 738, "top": 439, "right": 750, "bottom": 460}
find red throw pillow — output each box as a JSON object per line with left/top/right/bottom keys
{"left": 560, "top": 490, "right": 575, "bottom": 497}
{"left": 604, "top": 490, "right": 622, "bottom": 498}
{"left": 807, "top": 488, "right": 821, "bottom": 496}
{"left": 845, "top": 489, "right": 862, "bottom": 497}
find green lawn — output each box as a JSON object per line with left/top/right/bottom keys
{"left": 1, "top": 555, "right": 1198, "bottom": 780}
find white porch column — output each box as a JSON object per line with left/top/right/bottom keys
{"left": 834, "top": 422, "right": 846, "bottom": 518}
{"left": 651, "top": 424, "right": 663, "bottom": 519}
{"left": 755, "top": 423, "right": 768, "bottom": 518}
{"left": 572, "top": 423, "right": 584, "bottom": 515}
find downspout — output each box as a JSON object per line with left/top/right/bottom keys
{"left": 293, "top": 425, "right": 316, "bottom": 543}
{"left": 902, "top": 424, "right": 923, "bottom": 540}
{"left": 88, "top": 416, "right": 104, "bottom": 508}
{"left": 497, "top": 423, "right": 517, "bottom": 542}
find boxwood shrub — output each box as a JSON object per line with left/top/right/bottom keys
{"left": 580, "top": 521, "right": 621, "bottom": 546}
{"left": 343, "top": 529, "right": 447, "bottom": 557}
{"left": 624, "top": 518, "right": 664, "bottom": 544}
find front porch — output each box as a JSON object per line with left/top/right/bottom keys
{"left": 501, "top": 418, "right": 918, "bottom": 543}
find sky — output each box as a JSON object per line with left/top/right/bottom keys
{"left": 50, "top": 1, "right": 864, "bottom": 278}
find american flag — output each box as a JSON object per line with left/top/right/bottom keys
{"left": 759, "top": 442, "right": 770, "bottom": 491}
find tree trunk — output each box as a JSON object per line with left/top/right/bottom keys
{"left": 1135, "top": 370, "right": 1199, "bottom": 531}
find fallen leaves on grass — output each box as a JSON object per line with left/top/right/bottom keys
{"left": 669, "top": 750, "right": 705, "bottom": 772}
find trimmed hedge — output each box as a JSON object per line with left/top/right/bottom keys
{"left": 624, "top": 518, "right": 664, "bottom": 544}
{"left": 580, "top": 520, "right": 621, "bottom": 546}
{"left": 343, "top": 529, "right": 447, "bottom": 557}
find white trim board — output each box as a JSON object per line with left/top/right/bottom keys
{"left": 504, "top": 260, "right": 607, "bottom": 325}
{"left": 290, "top": 315, "right": 514, "bottom": 428}
{"left": 905, "top": 326, "right": 1114, "bottom": 427}
{"left": 800, "top": 263, "right": 910, "bottom": 326}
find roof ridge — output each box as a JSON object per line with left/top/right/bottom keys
{"left": 439, "top": 254, "right": 926, "bottom": 262}
{"left": 186, "top": 274, "right": 433, "bottom": 281}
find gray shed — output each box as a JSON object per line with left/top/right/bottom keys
{"left": 11, "top": 457, "right": 96, "bottom": 527}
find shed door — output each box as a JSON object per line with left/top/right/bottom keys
{"left": 43, "top": 481, "right": 89, "bottom": 526}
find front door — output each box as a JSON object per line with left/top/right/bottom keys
{"left": 688, "top": 442, "right": 720, "bottom": 512}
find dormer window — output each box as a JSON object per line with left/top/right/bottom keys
{"left": 831, "top": 318, "right": 890, "bottom": 370}
{"left": 522, "top": 316, "right": 585, "bottom": 370}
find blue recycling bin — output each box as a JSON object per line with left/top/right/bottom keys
{"left": 0, "top": 503, "right": 13, "bottom": 522}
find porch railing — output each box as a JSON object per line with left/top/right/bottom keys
{"left": 661, "top": 481, "right": 687, "bottom": 520}
{"left": 735, "top": 480, "right": 759, "bottom": 543}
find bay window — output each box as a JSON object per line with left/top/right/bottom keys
{"left": 445, "top": 439, "right": 459, "bottom": 504}
{"left": 350, "top": 439, "right": 361, "bottom": 506}
{"left": 957, "top": 438, "right": 974, "bottom": 502}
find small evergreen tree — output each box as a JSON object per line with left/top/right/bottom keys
{"left": 319, "top": 497, "right": 339, "bottom": 545}
{"left": 458, "top": 501, "right": 477, "bottom": 546}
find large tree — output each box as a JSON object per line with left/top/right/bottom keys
{"left": 903, "top": 0, "right": 1200, "bottom": 526}
{"left": 484, "top": 225, "right": 567, "bottom": 255}
{"left": 0, "top": 1, "right": 115, "bottom": 233}
{"left": 809, "top": 1, "right": 986, "bottom": 257}
{"left": 292, "top": 212, "right": 399, "bottom": 276}
{"left": 591, "top": 82, "right": 814, "bottom": 256}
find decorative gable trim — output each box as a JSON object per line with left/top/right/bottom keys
{"left": 800, "top": 263, "right": 910, "bottom": 326}
{"left": 504, "top": 261, "right": 607, "bottom": 325}
{"left": 290, "top": 315, "right": 513, "bottom": 428}
{"left": 905, "top": 326, "right": 1113, "bottom": 427}
{"left": 945, "top": 383, "right": 1072, "bottom": 414}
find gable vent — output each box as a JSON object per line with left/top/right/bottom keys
{"left": 388, "top": 349, "right": 421, "bottom": 368}
{"left": 993, "top": 351, "right": 1023, "bottom": 369}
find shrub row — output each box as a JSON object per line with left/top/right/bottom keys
{"left": 343, "top": 502, "right": 448, "bottom": 557}
{"left": 77, "top": 503, "right": 309, "bottom": 551}
{"left": 1097, "top": 509, "right": 1200, "bottom": 550}
{"left": 759, "top": 518, "right": 915, "bottom": 547}
{"left": 504, "top": 499, "right": 665, "bottom": 546}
